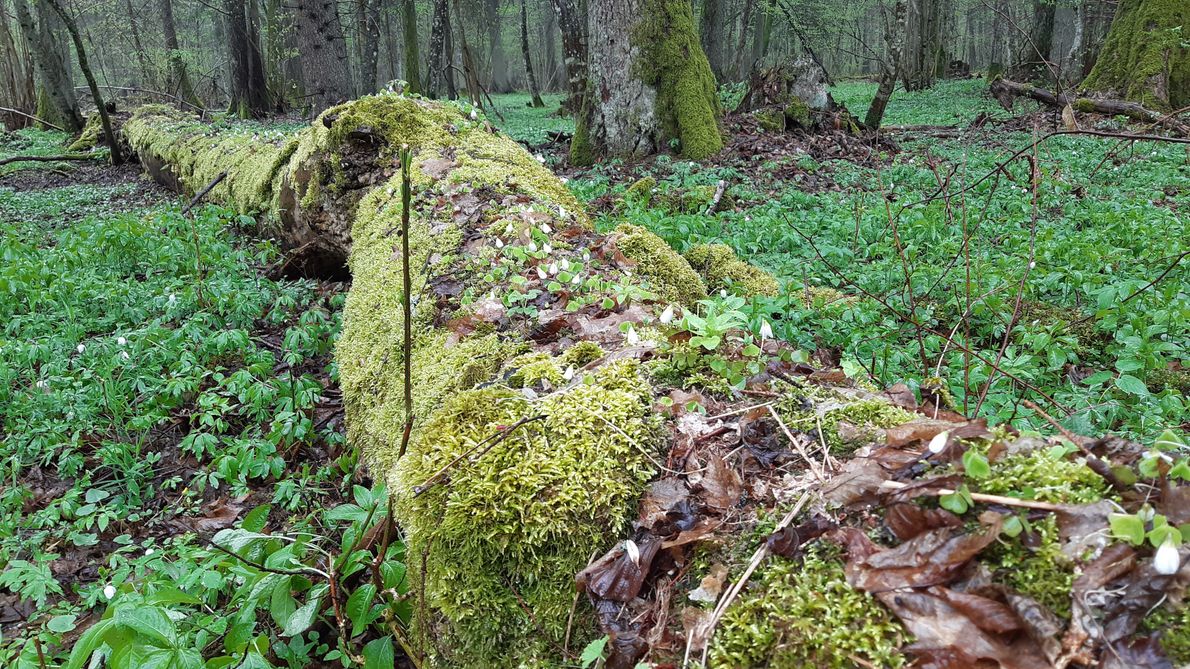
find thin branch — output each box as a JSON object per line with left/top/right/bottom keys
{"left": 0, "top": 107, "right": 66, "bottom": 132}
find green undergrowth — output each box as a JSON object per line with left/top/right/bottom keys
{"left": 1, "top": 128, "right": 103, "bottom": 176}
{"left": 549, "top": 80, "right": 1188, "bottom": 442}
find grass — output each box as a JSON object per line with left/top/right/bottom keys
{"left": 524, "top": 79, "right": 1188, "bottom": 440}
{"left": 488, "top": 92, "right": 570, "bottom": 145}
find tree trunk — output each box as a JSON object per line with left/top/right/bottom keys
{"left": 452, "top": 0, "right": 483, "bottom": 106}
{"left": 551, "top": 0, "right": 586, "bottom": 113}
{"left": 699, "top": 0, "right": 726, "bottom": 81}
{"left": 1081, "top": 0, "right": 1189, "bottom": 110}
{"left": 989, "top": 77, "right": 1190, "bottom": 134}
{"left": 160, "top": 0, "right": 201, "bottom": 107}
{"left": 1008, "top": 0, "right": 1055, "bottom": 84}
{"left": 520, "top": 0, "right": 544, "bottom": 106}
{"left": 0, "top": 1, "right": 36, "bottom": 129}
{"left": 425, "top": 0, "right": 455, "bottom": 98}
{"left": 293, "top": 0, "right": 353, "bottom": 112}
{"left": 485, "top": 0, "right": 512, "bottom": 92}
{"left": 123, "top": 0, "right": 152, "bottom": 87}
{"left": 574, "top": 0, "right": 722, "bottom": 164}
{"left": 14, "top": 0, "right": 81, "bottom": 131}
{"left": 750, "top": 0, "right": 771, "bottom": 66}
{"left": 540, "top": 0, "right": 559, "bottom": 89}
{"left": 732, "top": 0, "right": 755, "bottom": 79}
{"left": 226, "top": 0, "right": 270, "bottom": 117}
{"left": 902, "top": 0, "right": 943, "bottom": 91}
{"left": 355, "top": 0, "right": 380, "bottom": 95}
{"left": 864, "top": 0, "right": 907, "bottom": 129}
{"left": 401, "top": 0, "right": 422, "bottom": 93}
{"left": 1077, "top": 0, "right": 1113, "bottom": 78}
{"left": 43, "top": 0, "right": 121, "bottom": 163}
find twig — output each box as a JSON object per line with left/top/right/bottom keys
{"left": 73, "top": 84, "right": 205, "bottom": 113}
{"left": 181, "top": 170, "right": 227, "bottom": 216}
{"left": 0, "top": 153, "right": 96, "bottom": 167}
{"left": 878, "top": 480, "right": 1067, "bottom": 511}
{"left": 766, "top": 405, "right": 825, "bottom": 482}
{"left": 411, "top": 415, "right": 546, "bottom": 496}
{"left": 398, "top": 147, "right": 415, "bottom": 460}
{"left": 206, "top": 539, "right": 312, "bottom": 577}
{"left": 704, "top": 179, "right": 727, "bottom": 215}
{"left": 699, "top": 491, "right": 812, "bottom": 666}
{"left": 1066, "top": 250, "right": 1189, "bottom": 329}
{"left": 0, "top": 106, "right": 66, "bottom": 132}
{"left": 182, "top": 171, "right": 226, "bottom": 308}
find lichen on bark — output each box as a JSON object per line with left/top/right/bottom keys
{"left": 1081, "top": 0, "right": 1190, "bottom": 110}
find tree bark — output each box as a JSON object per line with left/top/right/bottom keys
{"left": 540, "top": 0, "right": 559, "bottom": 89}
{"left": 14, "top": 0, "right": 82, "bottom": 131}
{"left": 158, "top": 0, "right": 201, "bottom": 107}
{"left": 575, "top": 0, "right": 722, "bottom": 164}
{"left": 43, "top": 0, "right": 121, "bottom": 164}
{"left": 451, "top": 0, "right": 483, "bottom": 106}
{"left": 902, "top": 0, "right": 943, "bottom": 91}
{"left": 426, "top": 0, "right": 456, "bottom": 99}
{"left": 1081, "top": 0, "right": 1189, "bottom": 110}
{"left": 226, "top": 0, "right": 270, "bottom": 117}
{"left": 864, "top": 0, "right": 907, "bottom": 129}
{"left": 123, "top": 0, "right": 152, "bottom": 87}
{"left": 699, "top": 0, "right": 726, "bottom": 81}
{"left": 293, "top": 0, "right": 354, "bottom": 112}
{"left": 551, "top": 0, "right": 586, "bottom": 113}
{"left": 355, "top": 0, "right": 381, "bottom": 95}
{"left": 0, "top": 1, "right": 36, "bottom": 129}
{"left": 1008, "top": 0, "right": 1055, "bottom": 84}
{"left": 989, "top": 77, "right": 1190, "bottom": 135}
{"left": 485, "top": 0, "right": 512, "bottom": 92}
{"left": 401, "top": 0, "right": 423, "bottom": 93}
{"left": 520, "top": 0, "right": 544, "bottom": 106}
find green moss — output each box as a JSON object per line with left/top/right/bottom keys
{"left": 684, "top": 243, "right": 780, "bottom": 297}
{"left": 755, "top": 109, "right": 785, "bottom": 132}
{"left": 979, "top": 448, "right": 1108, "bottom": 505}
{"left": 1081, "top": 0, "right": 1189, "bottom": 109}
{"left": 393, "top": 360, "right": 659, "bottom": 667}
{"left": 1147, "top": 366, "right": 1190, "bottom": 394}
{"left": 570, "top": 100, "right": 595, "bottom": 167}
{"left": 710, "top": 544, "right": 909, "bottom": 668}
{"left": 67, "top": 113, "right": 104, "bottom": 151}
{"left": 1145, "top": 605, "right": 1190, "bottom": 664}
{"left": 632, "top": 0, "right": 723, "bottom": 159}
{"left": 560, "top": 341, "right": 605, "bottom": 367}
{"left": 783, "top": 97, "right": 811, "bottom": 128}
{"left": 506, "top": 351, "right": 565, "bottom": 388}
{"left": 612, "top": 223, "right": 708, "bottom": 304}
{"left": 776, "top": 384, "right": 915, "bottom": 454}
{"left": 986, "top": 516, "right": 1074, "bottom": 619}
{"left": 625, "top": 176, "right": 658, "bottom": 203}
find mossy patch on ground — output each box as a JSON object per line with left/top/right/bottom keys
{"left": 612, "top": 222, "right": 708, "bottom": 304}
{"left": 684, "top": 243, "right": 780, "bottom": 296}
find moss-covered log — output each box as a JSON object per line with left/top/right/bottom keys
{"left": 989, "top": 78, "right": 1190, "bottom": 136}
{"left": 118, "top": 93, "right": 791, "bottom": 666}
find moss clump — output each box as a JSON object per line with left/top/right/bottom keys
{"left": 710, "top": 545, "right": 909, "bottom": 668}
{"left": 979, "top": 448, "right": 1108, "bottom": 505}
{"left": 561, "top": 341, "right": 605, "bottom": 367}
{"left": 684, "top": 243, "right": 780, "bottom": 297}
{"left": 632, "top": 0, "right": 723, "bottom": 159}
{"left": 1147, "top": 366, "right": 1190, "bottom": 394}
{"left": 755, "top": 108, "right": 785, "bottom": 131}
{"left": 67, "top": 113, "right": 104, "bottom": 151}
{"left": 1145, "top": 605, "right": 1190, "bottom": 664}
{"left": 986, "top": 516, "right": 1074, "bottom": 619}
{"left": 624, "top": 176, "right": 658, "bottom": 203}
{"left": 783, "top": 97, "right": 811, "bottom": 128}
{"left": 776, "top": 385, "right": 915, "bottom": 454}
{"left": 394, "top": 360, "right": 659, "bottom": 667}
{"left": 506, "top": 351, "right": 565, "bottom": 388}
{"left": 612, "top": 223, "right": 708, "bottom": 304}
{"left": 1081, "top": 0, "right": 1189, "bottom": 110}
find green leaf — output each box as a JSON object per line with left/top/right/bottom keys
{"left": 1170, "top": 459, "right": 1190, "bottom": 482}
{"left": 1148, "top": 524, "right": 1182, "bottom": 549}
{"left": 114, "top": 605, "right": 177, "bottom": 648}
{"left": 1114, "top": 374, "right": 1148, "bottom": 396}
{"left": 580, "top": 635, "right": 609, "bottom": 668}
{"left": 1109, "top": 513, "right": 1146, "bottom": 546}
{"left": 47, "top": 614, "right": 77, "bottom": 634}
{"left": 1083, "top": 370, "right": 1113, "bottom": 386}
{"left": 281, "top": 596, "right": 321, "bottom": 637}
{"left": 363, "top": 637, "right": 394, "bottom": 669}
{"left": 346, "top": 583, "right": 378, "bottom": 637}
{"left": 1155, "top": 429, "right": 1187, "bottom": 451}
{"left": 961, "top": 450, "right": 991, "bottom": 479}
{"left": 241, "top": 504, "right": 272, "bottom": 532}
{"left": 1001, "top": 515, "right": 1023, "bottom": 538}
{"left": 939, "top": 492, "right": 968, "bottom": 514}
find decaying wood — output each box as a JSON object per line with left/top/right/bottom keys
{"left": 989, "top": 78, "right": 1190, "bottom": 135}
{"left": 0, "top": 152, "right": 95, "bottom": 167}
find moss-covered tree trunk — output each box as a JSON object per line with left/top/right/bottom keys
{"left": 572, "top": 0, "right": 722, "bottom": 165}
{"left": 1081, "top": 0, "right": 1190, "bottom": 110}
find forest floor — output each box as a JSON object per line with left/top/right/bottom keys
{"left": 0, "top": 79, "right": 1186, "bottom": 667}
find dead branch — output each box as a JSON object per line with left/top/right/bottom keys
{"left": 0, "top": 106, "right": 66, "bottom": 132}
{"left": 0, "top": 153, "right": 96, "bottom": 167}
{"left": 989, "top": 78, "right": 1190, "bottom": 136}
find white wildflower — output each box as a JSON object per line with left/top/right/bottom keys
{"left": 927, "top": 431, "right": 950, "bottom": 454}
{"left": 563, "top": 366, "right": 575, "bottom": 381}
{"left": 542, "top": 243, "right": 552, "bottom": 254}
{"left": 548, "top": 262, "right": 559, "bottom": 275}
{"left": 625, "top": 539, "right": 640, "bottom": 565}
{"left": 759, "top": 320, "right": 774, "bottom": 340}
{"left": 495, "top": 238, "right": 504, "bottom": 248}
{"left": 469, "top": 109, "right": 478, "bottom": 120}
{"left": 103, "top": 584, "right": 116, "bottom": 600}
{"left": 528, "top": 241, "right": 538, "bottom": 252}
{"left": 76, "top": 344, "right": 85, "bottom": 354}
{"left": 1154, "top": 535, "right": 1181, "bottom": 576}
{"left": 625, "top": 327, "right": 640, "bottom": 346}
{"left": 560, "top": 177, "right": 569, "bottom": 184}
{"left": 537, "top": 266, "right": 548, "bottom": 280}
{"left": 559, "top": 206, "right": 567, "bottom": 219}
{"left": 720, "top": 289, "right": 728, "bottom": 298}
{"left": 168, "top": 293, "right": 177, "bottom": 305}
{"left": 535, "top": 154, "right": 545, "bottom": 163}
{"left": 559, "top": 259, "right": 570, "bottom": 271}
{"left": 659, "top": 305, "right": 675, "bottom": 324}
{"left": 117, "top": 337, "right": 127, "bottom": 346}
{"left": 541, "top": 223, "right": 552, "bottom": 234}
{"left": 120, "top": 351, "right": 130, "bottom": 360}
{"left": 571, "top": 274, "right": 583, "bottom": 285}
{"left": 35, "top": 380, "right": 47, "bottom": 389}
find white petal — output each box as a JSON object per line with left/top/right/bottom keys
{"left": 659, "top": 305, "right": 675, "bottom": 324}
{"left": 571, "top": 274, "right": 583, "bottom": 285}
{"left": 495, "top": 238, "right": 504, "bottom": 248}
{"left": 759, "top": 320, "right": 774, "bottom": 340}
{"left": 117, "top": 337, "right": 127, "bottom": 346}
{"left": 1154, "top": 536, "right": 1181, "bottom": 575}
{"left": 537, "top": 267, "right": 548, "bottom": 280}
{"left": 548, "top": 263, "right": 559, "bottom": 275}
{"left": 542, "top": 243, "right": 552, "bottom": 254}
{"left": 625, "top": 540, "right": 640, "bottom": 565}
{"left": 76, "top": 344, "right": 85, "bottom": 353}
{"left": 541, "top": 223, "right": 552, "bottom": 234}
{"left": 927, "top": 431, "right": 950, "bottom": 454}
{"left": 528, "top": 241, "right": 538, "bottom": 252}
{"left": 103, "top": 585, "right": 116, "bottom": 600}
{"left": 563, "top": 366, "right": 575, "bottom": 381}
{"left": 626, "top": 328, "right": 640, "bottom": 345}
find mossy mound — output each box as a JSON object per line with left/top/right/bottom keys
{"left": 67, "top": 113, "right": 105, "bottom": 152}
{"left": 775, "top": 382, "right": 916, "bottom": 454}
{"left": 710, "top": 545, "right": 909, "bottom": 668}
{"left": 684, "top": 243, "right": 780, "bottom": 296}
{"left": 394, "top": 360, "right": 659, "bottom": 667}
{"left": 612, "top": 222, "right": 709, "bottom": 304}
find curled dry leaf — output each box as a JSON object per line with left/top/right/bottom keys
{"left": 765, "top": 514, "right": 837, "bottom": 558}
{"left": 884, "top": 502, "right": 963, "bottom": 541}
{"left": 576, "top": 534, "right": 663, "bottom": 602}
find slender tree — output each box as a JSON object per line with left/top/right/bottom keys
{"left": 573, "top": 0, "right": 722, "bottom": 164}
{"left": 520, "top": 0, "right": 544, "bottom": 106}
{"left": 160, "top": 0, "right": 200, "bottom": 106}
{"left": 402, "top": 0, "right": 422, "bottom": 93}
{"left": 0, "top": 1, "right": 36, "bottom": 127}
{"left": 13, "top": 0, "right": 81, "bottom": 131}
{"left": 1008, "top": 0, "right": 1055, "bottom": 83}
{"left": 354, "top": 0, "right": 381, "bottom": 95}
{"left": 485, "top": 0, "right": 511, "bottom": 92}
{"left": 225, "top": 0, "right": 270, "bottom": 117}
{"left": 864, "top": 0, "right": 906, "bottom": 129}
{"left": 699, "top": 0, "right": 727, "bottom": 80}
{"left": 550, "top": 0, "right": 585, "bottom": 112}
{"left": 43, "top": 0, "right": 122, "bottom": 163}
{"left": 426, "top": 0, "right": 456, "bottom": 99}
{"left": 901, "top": 0, "right": 943, "bottom": 90}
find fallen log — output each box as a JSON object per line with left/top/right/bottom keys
{"left": 989, "top": 78, "right": 1190, "bottom": 135}
{"left": 0, "top": 153, "right": 97, "bottom": 167}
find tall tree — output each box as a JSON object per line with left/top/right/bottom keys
{"left": 864, "top": 0, "right": 907, "bottom": 129}
{"left": 401, "top": 0, "right": 422, "bottom": 93}
{"left": 123, "top": 0, "right": 152, "bottom": 86}
{"left": 293, "top": 0, "right": 353, "bottom": 112}
{"left": 901, "top": 0, "right": 943, "bottom": 90}
{"left": 699, "top": 0, "right": 727, "bottom": 80}
{"left": 43, "top": 0, "right": 122, "bottom": 163}
{"left": 1082, "top": 0, "right": 1188, "bottom": 110}
{"left": 160, "top": 0, "right": 201, "bottom": 106}
{"left": 226, "top": 0, "right": 270, "bottom": 117}
{"left": 1008, "top": 0, "right": 1055, "bottom": 83}
{"left": 0, "top": 0, "right": 36, "bottom": 127}
{"left": 485, "top": 0, "right": 511, "bottom": 92}
{"left": 573, "top": 0, "right": 722, "bottom": 164}
{"left": 425, "top": 0, "right": 456, "bottom": 98}
{"left": 355, "top": 0, "right": 381, "bottom": 94}
{"left": 551, "top": 0, "right": 585, "bottom": 112}
{"left": 519, "top": 0, "right": 544, "bottom": 106}
{"left": 13, "top": 0, "right": 81, "bottom": 131}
